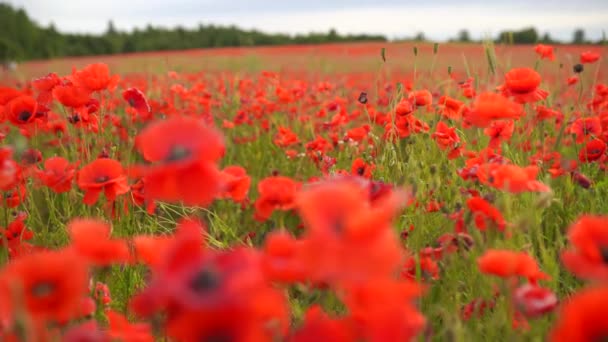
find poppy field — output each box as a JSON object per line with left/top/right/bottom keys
{"left": 0, "top": 41, "right": 607, "bottom": 341}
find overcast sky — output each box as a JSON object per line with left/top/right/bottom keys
{"left": 7, "top": 0, "right": 608, "bottom": 41}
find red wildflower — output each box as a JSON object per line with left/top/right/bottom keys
{"left": 5, "top": 95, "right": 38, "bottom": 125}
{"left": 465, "top": 92, "right": 523, "bottom": 128}
{"left": 395, "top": 99, "right": 413, "bottom": 117}
{"left": 561, "top": 215, "right": 608, "bottom": 281}
{"left": 579, "top": 138, "right": 606, "bottom": 162}
{"left": 107, "top": 310, "right": 154, "bottom": 342}
{"left": 68, "top": 219, "right": 131, "bottom": 266}
{"left": 77, "top": 158, "right": 129, "bottom": 205}
{"left": 134, "top": 116, "right": 225, "bottom": 206}
{"left": 274, "top": 126, "right": 300, "bottom": 147}
{"left": 438, "top": 95, "right": 465, "bottom": 120}
{"left": 569, "top": 117, "right": 602, "bottom": 143}
{"left": 0, "top": 249, "right": 89, "bottom": 324}
{"left": 513, "top": 283, "right": 558, "bottom": 318}
{"left": 484, "top": 120, "right": 514, "bottom": 148}
{"left": 431, "top": 121, "right": 463, "bottom": 159}
{"left": 52, "top": 83, "right": 92, "bottom": 108}
{"left": 254, "top": 176, "right": 300, "bottom": 221}
{"left": 35, "top": 156, "right": 77, "bottom": 193}
{"left": 290, "top": 305, "right": 354, "bottom": 342}
{"left": 218, "top": 165, "right": 251, "bottom": 203}
{"left": 466, "top": 197, "right": 507, "bottom": 232}
{"left": 351, "top": 158, "right": 374, "bottom": 178}
{"left": 534, "top": 44, "right": 555, "bottom": 61}
{"left": 580, "top": 51, "right": 601, "bottom": 64}
{"left": 478, "top": 249, "right": 549, "bottom": 282}
{"left": 408, "top": 89, "right": 432, "bottom": 108}
{"left": 477, "top": 163, "right": 551, "bottom": 193}
{"left": 498, "top": 68, "right": 548, "bottom": 103}
{"left": 72, "top": 63, "right": 119, "bottom": 92}
{"left": 123, "top": 88, "right": 151, "bottom": 118}
{"left": 0, "top": 147, "right": 18, "bottom": 190}
{"left": 550, "top": 286, "right": 608, "bottom": 341}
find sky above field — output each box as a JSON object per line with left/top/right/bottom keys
{"left": 9, "top": 0, "right": 608, "bottom": 42}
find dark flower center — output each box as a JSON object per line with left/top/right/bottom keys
{"left": 95, "top": 176, "right": 109, "bottom": 183}
{"left": 190, "top": 267, "right": 220, "bottom": 293}
{"left": 202, "top": 332, "right": 234, "bottom": 342}
{"left": 356, "top": 166, "right": 365, "bottom": 176}
{"left": 165, "top": 145, "right": 191, "bottom": 162}
{"left": 32, "top": 282, "right": 55, "bottom": 298}
{"left": 128, "top": 98, "right": 137, "bottom": 107}
{"left": 593, "top": 336, "right": 608, "bottom": 342}
{"left": 599, "top": 245, "right": 608, "bottom": 264}
{"left": 18, "top": 111, "right": 32, "bottom": 122}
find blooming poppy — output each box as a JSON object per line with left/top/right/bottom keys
{"left": 437, "top": 95, "right": 465, "bottom": 120}
{"left": 0, "top": 249, "right": 89, "bottom": 324}
{"left": 569, "top": 117, "right": 602, "bottom": 143}
{"left": 254, "top": 176, "right": 300, "bottom": 221}
{"left": 351, "top": 158, "right": 374, "bottom": 178}
{"left": 123, "top": 87, "right": 151, "bottom": 119}
{"left": 32, "top": 73, "right": 61, "bottom": 105}
{"left": 68, "top": 218, "right": 131, "bottom": 266}
{"left": 394, "top": 99, "right": 413, "bottom": 117}
{"left": 35, "top": 156, "right": 78, "bottom": 193}
{"left": 0, "top": 147, "right": 19, "bottom": 190}
{"left": 561, "top": 215, "right": 608, "bottom": 281}
{"left": 107, "top": 310, "right": 154, "bottom": 342}
{"left": 465, "top": 92, "right": 523, "bottom": 128}
{"left": 478, "top": 249, "right": 549, "bottom": 282}
{"left": 550, "top": 286, "right": 608, "bottom": 341}
{"left": 290, "top": 305, "right": 354, "bottom": 342}
{"left": 477, "top": 163, "right": 551, "bottom": 193}
{"left": 134, "top": 116, "right": 225, "bottom": 206}
{"left": 218, "top": 165, "right": 251, "bottom": 203}
{"left": 578, "top": 138, "right": 606, "bottom": 162}
{"left": 274, "top": 126, "right": 300, "bottom": 148}
{"left": 466, "top": 196, "right": 507, "bottom": 232}
{"left": 52, "top": 83, "right": 92, "bottom": 109}
{"left": 498, "top": 68, "right": 548, "bottom": 103}
{"left": 431, "top": 121, "right": 463, "bottom": 159}
{"left": 72, "top": 63, "right": 119, "bottom": 92}
{"left": 484, "top": 120, "right": 514, "bottom": 148}
{"left": 408, "top": 89, "right": 432, "bottom": 108}
{"left": 580, "top": 51, "right": 601, "bottom": 64}
{"left": 77, "top": 158, "right": 129, "bottom": 205}
{"left": 534, "top": 44, "right": 555, "bottom": 61}
{"left": 5, "top": 95, "right": 38, "bottom": 126}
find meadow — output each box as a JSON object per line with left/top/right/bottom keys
{"left": 0, "top": 41, "right": 607, "bottom": 341}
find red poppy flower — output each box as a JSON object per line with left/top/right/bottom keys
{"left": 107, "top": 310, "right": 154, "bottom": 342}
{"left": 498, "top": 68, "right": 548, "bottom": 103}
{"left": 478, "top": 249, "right": 549, "bottom": 282}
{"left": 570, "top": 117, "right": 602, "bottom": 143}
{"left": 32, "top": 73, "right": 61, "bottom": 105}
{"left": 466, "top": 196, "right": 507, "bottom": 232}
{"left": 218, "top": 165, "right": 251, "bottom": 203}
{"left": 72, "top": 63, "right": 120, "bottom": 92}
{"left": 580, "top": 51, "right": 601, "bottom": 64}
{"left": 35, "top": 156, "right": 78, "bottom": 193}
{"left": 5, "top": 95, "right": 38, "bottom": 125}
{"left": 68, "top": 218, "right": 131, "bottom": 266}
{"left": 52, "top": 84, "right": 92, "bottom": 108}
{"left": 561, "top": 215, "right": 608, "bottom": 281}
{"left": 134, "top": 116, "right": 225, "bottom": 206}
{"left": 513, "top": 283, "right": 558, "bottom": 318}
{"left": 2, "top": 212, "right": 33, "bottom": 248}
{"left": 77, "top": 158, "right": 129, "bottom": 205}
{"left": 394, "top": 99, "right": 413, "bottom": 117}
{"left": 0, "top": 147, "right": 18, "bottom": 190}
{"left": 0, "top": 249, "right": 89, "bottom": 324}
{"left": 0, "top": 86, "right": 22, "bottom": 106}
{"left": 408, "top": 89, "right": 432, "bottom": 108}
{"left": 534, "top": 44, "right": 555, "bottom": 61}
{"left": 477, "top": 163, "right": 551, "bottom": 193}
{"left": 579, "top": 138, "right": 606, "bottom": 162}
{"left": 290, "top": 305, "right": 354, "bottom": 342}
{"left": 550, "top": 286, "right": 608, "bottom": 341}
{"left": 567, "top": 76, "right": 579, "bottom": 86}
{"left": 465, "top": 92, "right": 523, "bottom": 128}
{"left": 351, "top": 158, "right": 374, "bottom": 178}
{"left": 123, "top": 87, "right": 151, "bottom": 117}
{"left": 438, "top": 96, "right": 465, "bottom": 120}
{"left": 274, "top": 126, "right": 300, "bottom": 147}
{"left": 254, "top": 176, "right": 300, "bottom": 221}
{"left": 431, "top": 121, "right": 463, "bottom": 159}
{"left": 484, "top": 120, "right": 514, "bottom": 148}
{"left": 262, "top": 231, "right": 308, "bottom": 283}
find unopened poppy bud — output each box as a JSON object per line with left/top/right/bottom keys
{"left": 573, "top": 63, "right": 584, "bottom": 73}
{"left": 358, "top": 92, "right": 368, "bottom": 104}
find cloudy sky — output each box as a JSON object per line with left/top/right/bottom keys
{"left": 7, "top": 0, "right": 608, "bottom": 41}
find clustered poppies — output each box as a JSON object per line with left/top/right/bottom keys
{"left": 0, "top": 44, "right": 605, "bottom": 340}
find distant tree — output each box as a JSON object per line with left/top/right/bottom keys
{"left": 572, "top": 28, "right": 586, "bottom": 44}
{"left": 414, "top": 32, "right": 426, "bottom": 42}
{"left": 540, "top": 32, "right": 553, "bottom": 44}
{"left": 457, "top": 29, "right": 471, "bottom": 42}
{"left": 497, "top": 27, "right": 538, "bottom": 44}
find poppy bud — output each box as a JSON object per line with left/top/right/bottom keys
{"left": 573, "top": 63, "right": 584, "bottom": 73}
{"left": 358, "top": 92, "right": 368, "bottom": 104}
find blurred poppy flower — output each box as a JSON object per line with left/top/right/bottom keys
{"left": 254, "top": 176, "right": 300, "bottom": 221}
{"left": 123, "top": 87, "right": 151, "bottom": 118}
{"left": 52, "top": 83, "right": 91, "bottom": 108}
{"left": 478, "top": 249, "right": 549, "bottom": 282}
{"left": 438, "top": 96, "right": 465, "bottom": 120}
{"left": 570, "top": 117, "right": 602, "bottom": 143}
{"left": 580, "top": 51, "right": 601, "bottom": 64}
{"left": 431, "top": 121, "right": 463, "bottom": 159}
{"left": 477, "top": 163, "right": 551, "bottom": 193}
{"left": 561, "top": 215, "right": 608, "bottom": 281}
{"left": 218, "top": 165, "right": 251, "bottom": 203}
{"left": 6, "top": 95, "right": 37, "bottom": 125}
{"left": 467, "top": 196, "right": 506, "bottom": 232}
{"left": 35, "top": 156, "right": 78, "bottom": 193}
{"left": 68, "top": 218, "right": 131, "bottom": 266}
{"left": 351, "top": 158, "right": 374, "bottom": 178}
{"left": 498, "top": 68, "right": 548, "bottom": 103}
{"left": 72, "top": 63, "right": 119, "bottom": 92}
{"left": 550, "top": 286, "right": 608, "bottom": 341}
{"left": 77, "top": 158, "right": 129, "bottom": 205}
{"left": 513, "top": 283, "right": 558, "bottom": 318}
{"left": 534, "top": 44, "right": 555, "bottom": 61}
{"left": 579, "top": 138, "right": 606, "bottom": 162}
{"left": 465, "top": 92, "right": 523, "bottom": 128}
{"left": 134, "top": 116, "right": 225, "bottom": 206}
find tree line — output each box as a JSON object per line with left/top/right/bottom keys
{"left": 0, "top": 3, "right": 603, "bottom": 62}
